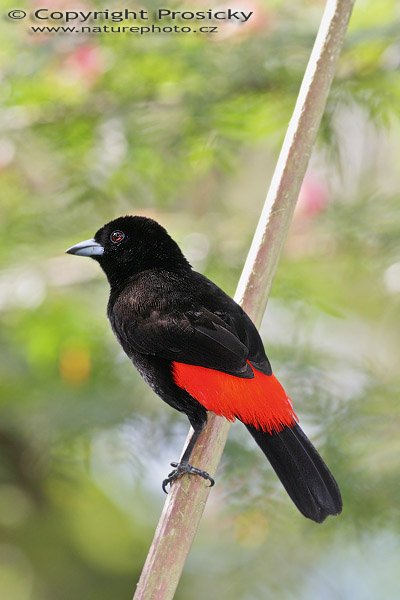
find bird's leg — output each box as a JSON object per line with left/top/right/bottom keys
{"left": 162, "top": 426, "right": 215, "bottom": 493}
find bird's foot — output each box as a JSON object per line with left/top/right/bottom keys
{"left": 162, "top": 462, "right": 215, "bottom": 493}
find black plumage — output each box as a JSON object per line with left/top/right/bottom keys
{"left": 66, "top": 215, "right": 342, "bottom": 522}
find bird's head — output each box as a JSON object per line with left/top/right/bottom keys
{"left": 66, "top": 215, "right": 190, "bottom": 287}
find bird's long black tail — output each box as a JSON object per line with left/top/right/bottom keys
{"left": 246, "top": 423, "right": 342, "bottom": 523}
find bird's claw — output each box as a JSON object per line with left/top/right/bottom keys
{"left": 162, "top": 461, "right": 215, "bottom": 493}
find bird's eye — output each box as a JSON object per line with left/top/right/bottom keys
{"left": 110, "top": 230, "right": 125, "bottom": 244}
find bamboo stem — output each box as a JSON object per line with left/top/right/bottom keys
{"left": 133, "top": 2, "right": 355, "bottom": 598}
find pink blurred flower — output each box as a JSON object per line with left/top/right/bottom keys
{"left": 296, "top": 172, "right": 330, "bottom": 220}
{"left": 286, "top": 172, "right": 332, "bottom": 257}
{"left": 62, "top": 44, "right": 105, "bottom": 86}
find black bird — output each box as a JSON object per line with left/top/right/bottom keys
{"left": 66, "top": 215, "right": 342, "bottom": 522}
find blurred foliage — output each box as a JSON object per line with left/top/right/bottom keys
{"left": 1, "top": 0, "right": 400, "bottom": 599}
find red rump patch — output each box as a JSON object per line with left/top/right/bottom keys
{"left": 172, "top": 361, "right": 297, "bottom": 433}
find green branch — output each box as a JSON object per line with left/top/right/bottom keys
{"left": 133, "top": 1, "right": 355, "bottom": 598}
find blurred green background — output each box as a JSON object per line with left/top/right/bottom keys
{"left": 1, "top": 0, "right": 400, "bottom": 598}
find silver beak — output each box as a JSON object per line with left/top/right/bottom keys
{"left": 65, "top": 238, "right": 104, "bottom": 257}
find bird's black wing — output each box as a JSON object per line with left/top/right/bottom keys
{"left": 190, "top": 272, "right": 272, "bottom": 375}
{"left": 113, "top": 304, "right": 253, "bottom": 378}
{"left": 229, "top": 308, "right": 272, "bottom": 375}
